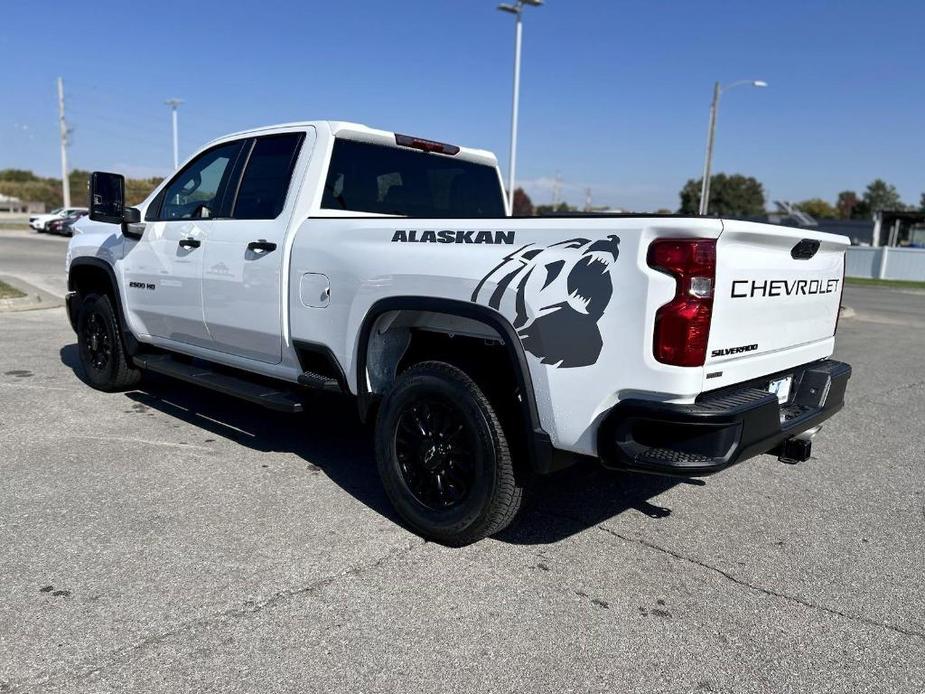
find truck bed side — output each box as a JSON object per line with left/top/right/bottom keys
{"left": 289, "top": 216, "right": 724, "bottom": 455}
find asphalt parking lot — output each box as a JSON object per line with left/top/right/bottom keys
{"left": 1, "top": 230, "right": 923, "bottom": 693}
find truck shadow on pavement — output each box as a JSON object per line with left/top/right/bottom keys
{"left": 60, "top": 344, "right": 685, "bottom": 545}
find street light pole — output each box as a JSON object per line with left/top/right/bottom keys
{"left": 498, "top": 0, "right": 542, "bottom": 212}
{"left": 698, "top": 80, "right": 767, "bottom": 215}
{"left": 57, "top": 77, "right": 71, "bottom": 208}
{"left": 698, "top": 82, "right": 720, "bottom": 216}
{"left": 508, "top": 10, "right": 522, "bottom": 211}
{"left": 164, "top": 99, "right": 183, "bottom": 170}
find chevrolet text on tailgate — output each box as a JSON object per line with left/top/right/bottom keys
{"left": 66, "top": 121, "right": 851, "bottom": 545}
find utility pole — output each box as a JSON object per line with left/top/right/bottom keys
{"left": 57, "top": 77, "right": 71, "bottom": 208}
{"left": 165, "top": 99, "right": 183, "bottom": 170}
{"left": 552, "top": 170, "right": 561, "bottom": 207}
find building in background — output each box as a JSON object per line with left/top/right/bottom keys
{"left": 0, "top": 194, "right": 45, "bottom": 214}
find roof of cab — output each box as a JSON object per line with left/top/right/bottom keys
{"left": 204, "top": 121, "right": 498, "bottom": 167}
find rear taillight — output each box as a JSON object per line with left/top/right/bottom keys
{"left": 647, "top": 238, "right": 716, "bottom": 367}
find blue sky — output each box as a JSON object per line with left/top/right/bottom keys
{"left": 1, "top": 0, "right": 922, "bottom": 211}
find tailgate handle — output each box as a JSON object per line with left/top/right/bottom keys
{"left": 791, "top": 239, "right": 820, "bottom": 260}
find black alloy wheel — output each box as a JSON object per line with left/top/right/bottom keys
{"left": 375, "top": 360, "right": 526, "bottom": 546}
{"left": 394, "top": 395, "right": 477, "bottom": 510}
{"left": 76, "top": 293, "right": 142, "bottom": 391}
{"left": 82, "top": 310, "right": 113, "bottom": 372}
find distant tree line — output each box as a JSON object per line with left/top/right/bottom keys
{"left": 678, "top": 173, "right": 922, "bottom": 219}
{"left": 510, "top": 188, "right": 581, "bottom": 216}
{"left": 0, "top": 169, "right": 163, "bottom": 209}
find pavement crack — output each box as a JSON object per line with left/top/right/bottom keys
{"left": 593, "top": 522, "right": 925, "bottom": 641}
{"left": 19, "top": 538, "right": 423, "bottom": 692}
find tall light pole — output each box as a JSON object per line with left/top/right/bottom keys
{"left": 498, "top": 0, "right": 542, "bottom": 212}
{"left": 164, "top": 99, "right": 183, "bottom": 170}
{"left": 698, "top": 80, "right": 767, "bottom": 215}
{"left": 57, "top": 77, "right": 71, "bottom": 208}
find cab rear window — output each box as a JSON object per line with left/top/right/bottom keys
{"left": 321, "top": 139, "right": 505, "bottom": 217}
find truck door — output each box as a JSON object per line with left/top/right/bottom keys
{"left": 201, "top": 131, "right": 309, "bottom": 364}
{"left": 122, "top": 140, "right": 245, "bottom": 348}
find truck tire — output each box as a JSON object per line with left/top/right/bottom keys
{"left": 375, "top": 360, "right": 525, "bottom": 545}
{"left": 76, "top": 293, "right": 142, "bottom": 392}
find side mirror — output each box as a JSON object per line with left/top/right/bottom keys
{"left": 89, "top": 171, "right": 143, "bottom": 239}
{"left": 89, "top": 171, "right": 125, "bottom": 224}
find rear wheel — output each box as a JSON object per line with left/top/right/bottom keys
{"left": 375, "top": 361, "right": 525, "bottom": 545}
{"left": 76, "top": 293, "right": 142, "bottom": 391}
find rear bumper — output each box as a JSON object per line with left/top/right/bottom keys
{"left": 598, "top": 359, "right": 851, "bottom": 476}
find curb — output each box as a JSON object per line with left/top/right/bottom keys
{"left": 0, "top": 275, "right": 64, "bottom": 313}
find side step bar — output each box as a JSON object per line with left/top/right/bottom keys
{"left": 133, "top": 354, "right": 305, "bottom": 413}
{"left": 297, "top": 369, "right": 342, "bottom": 392}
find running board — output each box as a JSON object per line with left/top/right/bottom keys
{"left": 297, "top": 369, "right": 342, "bottom": 392}
{"left": 133, "top": 354, "right": 305, "bottom": 413}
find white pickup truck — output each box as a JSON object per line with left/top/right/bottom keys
{"left": 67, "top": 120, "right": 851, "bottom": 544}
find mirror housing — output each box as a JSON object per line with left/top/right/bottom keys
{"left": 88, "top": 171, "right": 143, "bottom": 239}
{"left": 89, "top": 171, "right": 125, "bottom": 224}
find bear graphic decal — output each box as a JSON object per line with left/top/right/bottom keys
{"left": 471, "top": 234, "right": 621, "bottom": 368}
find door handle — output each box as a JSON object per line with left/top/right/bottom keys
{"left": 247, "top": 240, "right": 277, "bottom": 254}
{"left": 178, "top": 238, "right": 201, "bottom": 249}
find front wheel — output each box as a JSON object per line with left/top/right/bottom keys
{"left": 76, "top": 293, "right": 142, "bottom": 391}
{"left": 375, "top": 361, "right": 525, "bottom": 546}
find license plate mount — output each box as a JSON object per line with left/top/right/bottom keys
{"left": 768, "top": 376, "right": 793, "bottom": 404}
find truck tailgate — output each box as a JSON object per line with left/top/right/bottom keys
{"left": 705, "top": 221, "right": 848, "bottom": 389}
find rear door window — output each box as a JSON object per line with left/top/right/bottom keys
{"left": 321, "top": 139, "right": 505, "bottom": 217}
{"left": 232, "top": 133, "right": 304, "bottom": 220}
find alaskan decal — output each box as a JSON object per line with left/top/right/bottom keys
{"left": 471, "top": 235, "right": 620, "bottom": 368}
{"left": 731, "top": 278, "right": 840, "bottom": 298}
{"left": 391, "top": 229, "right": 515, "bottom": 245}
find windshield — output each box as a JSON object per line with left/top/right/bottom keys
{"left": 321, "top": 138, "right": 505, "bottom": 218}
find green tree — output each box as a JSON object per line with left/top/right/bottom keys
{"left": 512, "top": 187, "right": 534, "bottom": 216}
{"left": 836, "top": 191, "right": 855, "bottom": 219}
{"left": 863, "top": 179, "right": 902, "bottom": 213}
{"left": 678, "top": 173, "right": 765, "bottom": 217}
{"left": 796, "top": 198, "right": 836, "bottom": 219}
{"left": 535, "top": 201, "right": 577, "bottom": 216}
{"left": 0, "top": 169, "right": 41, "bottom": 183}
{"left": 125, "top": 176, "right": 163, "bottom": 206}
{"left": 919, "top": 192, "right": 925, "bottom": 212}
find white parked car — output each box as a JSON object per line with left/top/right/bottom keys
{"left": 29, "top": 207, "right": 87, "bottom": 232}
{"left": 65, "top": 121, "right": 852, "bottom": 544}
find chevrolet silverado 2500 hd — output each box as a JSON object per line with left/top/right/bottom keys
{"left": 67, "top": 121, "right": 851, "bottom": 544}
